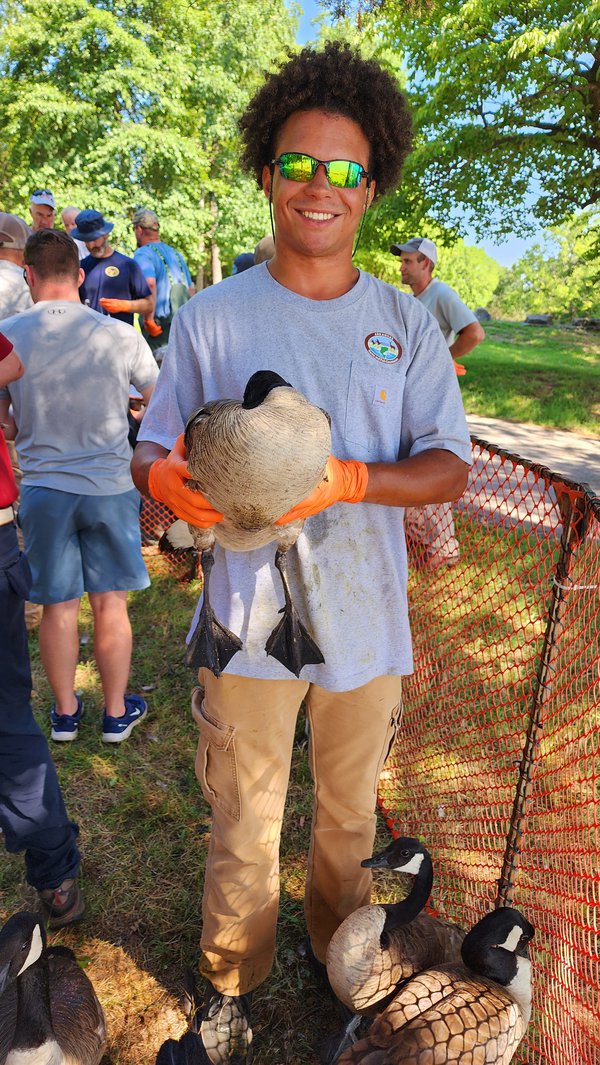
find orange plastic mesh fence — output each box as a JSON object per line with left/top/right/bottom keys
{"left": 379, "top": 438, "right": 600, "bottom": 1065}
{"left": 139, "top": 496, "right": 200, "bottom": 581}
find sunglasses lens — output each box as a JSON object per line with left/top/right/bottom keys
{"left": 279, "top": 153, "right": 316, "bottom": 182}
{"left": 327, "top": 161, "right": 363, "bottom": 188}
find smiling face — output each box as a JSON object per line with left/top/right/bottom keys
{"left": 262, "top": 109, "right": 374, "bottom": 267}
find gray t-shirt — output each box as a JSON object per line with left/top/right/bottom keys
{"left": 139, "top": 265, "right": 472, "bottom": 690}
{"left": 0, "top": 301, "right": 159, "bottom": 495}
{"left": 0, "top": 260, "right": 33, "bottom": 319}
{"left": 416, "top": 278, "right": 478, "bottom": 345}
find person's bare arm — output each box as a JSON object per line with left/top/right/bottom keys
{"left": 146, "top": 277, "right": 158, "bottom": 315}
{"left": 364, "top": 449, "right": 469, "bottom": 507}
{"left": 131, "top": 439, "right": 170, "bottom": 496}
{"left": 0, "top": 396, "right": 16, "bottom": 439}
{"left": 449, "top": 321, "right": 485, "bottom": 360}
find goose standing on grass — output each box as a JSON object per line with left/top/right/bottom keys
{"left": 335, "top": 906, "right": 534, "bottom": 1064}
{"left": 326, "top": 837, "right": 465, "bottom": 1015}
{"left": 0, "top": 911, "right": 106, "bottom": 1065}
{"left": 173, "top": 369, "right": 331, "bottom": 678}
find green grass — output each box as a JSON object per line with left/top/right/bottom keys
{"left": 459, "top": 321, "right": 600, "bottom": 435}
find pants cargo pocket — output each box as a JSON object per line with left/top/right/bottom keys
{"left": 192, "top": 688, "right": 241, "bottom": 822}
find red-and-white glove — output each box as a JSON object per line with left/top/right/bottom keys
{"left": 99, "top": 298, "right": 131, "bottom": 314}
{"left": 148, "top": 435, "right": 224, "bottom": 528}
{"left": 275, "top": 456, "right": 368, "bottom": 525}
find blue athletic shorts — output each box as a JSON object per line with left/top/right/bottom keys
{"left": 19, "top": 486, "right": 150, "bottom": 604}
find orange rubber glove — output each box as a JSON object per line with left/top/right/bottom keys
{"left": 275, "top": 456, "right": 368, "bottom": 525}
{"left": 99, "top": 298, "right": 131, "bottom": 314}
{"left": 453, "top": 359, "right": 467, "bottom": 376}
{"left": 143, "top": 316, "right": 163, "bottom": 337}
{"left": 148, "top": 435, "right": 224, "bottom": 528}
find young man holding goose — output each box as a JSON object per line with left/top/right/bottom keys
{"left": 132, "top": 42, "right": 472, "bottom": 1063}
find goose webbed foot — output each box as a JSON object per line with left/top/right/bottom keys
{"left": 185, "top": 549, "right": 243, "bottom": 677}
{"left": 314, "top": 1013, "right": 370, "bottom": 1064}
{"left": 265, "top": 549, "right": 325, "bottom": 678}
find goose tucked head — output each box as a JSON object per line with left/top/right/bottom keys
{"left": 461, "top": 907, "right": 534, "bottom": 1017}
{"left": 0, "top": 912, "right": 46, "bottom": 995}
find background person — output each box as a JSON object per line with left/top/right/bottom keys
{"left": 72, "top": 208, "right": 153, "bottom": 326}
{"left": 132, "top": 41, "right": 471, "bottom": 1064}
{"left": 0, "top": 330, "right": 83, "bottom": 929}
{"left": 0, "top": 213, "right": 32, "bottom": 318}
{"left": 392, "top": 236, "right": 484, "bottom": 566}
{"left": 61, "top": 205, "right": 88, "bottom": 260}
{"left": 391, "top": 237, "right": 485, "bottom": 375}
{"left": 253, "top": 235, "right": 275, "bottom": 265}
{"left": 133, "top": 208, "right": 195, "bottom": 356}
{"left": 0, "top": 230, "right": 159, "bottom": 744}
{"left": 29, "top": 189, "right": 56, "bottom": 232}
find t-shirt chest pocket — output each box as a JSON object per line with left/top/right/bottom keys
{"left": 343, "top": 360, "right": 406, "bottom": 458}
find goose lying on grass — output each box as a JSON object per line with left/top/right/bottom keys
{"left": 335, "top": 906, "right": 534, "bottom": 1064}
{"left": 0, "top": 911, "right": 106, "bottom": 1065}
{"left": 326, "top": 837, "right": 465, "bottom": 1016}
{"left": 165, "top": 369, "right": 332, "bottom": 678}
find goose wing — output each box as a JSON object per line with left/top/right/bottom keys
{"left": 337, "top": 964, "right": 526, "bottom": 1063}
{"left": 47, "top": 949, "right": 106, "bottom": 1065}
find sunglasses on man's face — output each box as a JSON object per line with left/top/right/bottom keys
{"left": 271, "top": 152, "right": 370, "bottom": 189}
{"left": 32, "top": 189, "right": 53, "bottom": 197}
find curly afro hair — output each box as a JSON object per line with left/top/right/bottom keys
{"left": 239, "top": 41, "right": 413, "bottom": 197}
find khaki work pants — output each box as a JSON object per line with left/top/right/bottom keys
{"left": 192, "top": 670, "right": 403, "bottom": 996}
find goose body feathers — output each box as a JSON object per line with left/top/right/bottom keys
{"left": 326, "top": 838, "right": 464, "bottom": 1014}
{"left": 0, "top": 914, "right": 106, "bottom": 1065}
{"left": 335, "top": 907, "right": 534, "bottom": 1065}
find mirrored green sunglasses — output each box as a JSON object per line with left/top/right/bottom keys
{"left": 271, "top": 152, "right": 370, "bottom": 189}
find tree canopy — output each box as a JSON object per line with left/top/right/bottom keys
{"left": 0, "top": 0, "right": 296, "bottom": 278}
{"left": 321, "top": 0, "right": 600, "bottom": 240}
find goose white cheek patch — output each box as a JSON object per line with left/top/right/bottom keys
{"left": 499, "top": 924, "right": 524, "bottom": 953}
{"left": 392, "top": 853, "right": 425, "bottom": 875}
{"left": 16, "top": 924, "right": 43, "bottom": 977}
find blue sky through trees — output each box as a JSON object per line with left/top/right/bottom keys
{"left": 291, "top": 0, "right": 542, "bottom": 268}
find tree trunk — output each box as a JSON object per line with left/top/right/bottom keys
{"left": 210, "top": 194, "right": 222, "bottom": 285}
{"left": 196, "top": 190, "right": 206, "bottom": 290}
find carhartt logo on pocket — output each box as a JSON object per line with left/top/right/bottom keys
{"left": 365, "top": 333, "right": 401, "bottom": 363}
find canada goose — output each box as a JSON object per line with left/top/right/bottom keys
{"left": 326, "top": 837, "right": 465, "bottom": 1015}
{"left": 181, "top": 369, "right": 331, "bottom": 678}
{"left": 335, "top": 906, "right": 534, "bottom": 1064}
{"left": 0, "top": 910, "right": 106, "bottom": 1065}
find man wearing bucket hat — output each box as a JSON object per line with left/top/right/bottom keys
{"left": 390, "top": 237, "right": 484, "bottom": 375}
{"left": 73, "top": 209, "right": 153, "bottom": 326}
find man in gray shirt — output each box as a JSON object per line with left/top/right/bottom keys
{"left": 0, "top": 230, "right": 158, "bottom": 746}
{"left": 391, "top": 236, "right": 485, "bottom": 375}
{"left": 133, "top": 43, "right": 471, "bottom": 1064}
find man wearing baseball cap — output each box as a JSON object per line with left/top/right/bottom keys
{"left": 29, "top": 190, "right": 56, "bottom": 232}
{"left": 0, "top": 213, "right": 33, "bottom": 319}
{"left": 73, "top": 209, "right": 153, "bottom": 326}
{"left": 132, "top": 208, "right": 194, "bottom": 354}
{"left": 391, "top": 236, "right": 482, "bottom": 568}
{"left": 390, "top": 237, "right": 484, "bottom": 374}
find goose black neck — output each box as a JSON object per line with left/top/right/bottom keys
{"left": 13, "top": 954, "right": 54, "bottom": 1049}
{"left": 381, "top": 859, "right": 434, "bottom": 936}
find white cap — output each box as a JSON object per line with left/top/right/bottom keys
{"left": 390, "top": 237, "right": 437, "bottom": 264}
{"left": 30, "top": 189, "right": 56, "bottom": 209}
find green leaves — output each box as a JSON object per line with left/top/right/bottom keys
{"left": 0, "top": 0, "right": 297, "bottom": 278}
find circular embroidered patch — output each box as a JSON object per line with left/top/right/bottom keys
{"left": 364, "top": 332, "right": 401, "bottom": 363}
{"left": 105, "top": 266, "right": 120, "bottom": 277}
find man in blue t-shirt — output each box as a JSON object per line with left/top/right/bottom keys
{"left": 72, "top": 209, "right": 153, "bottom": 326}
{"left": 133, "top": 208, "right": 195, "bottom": 353}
